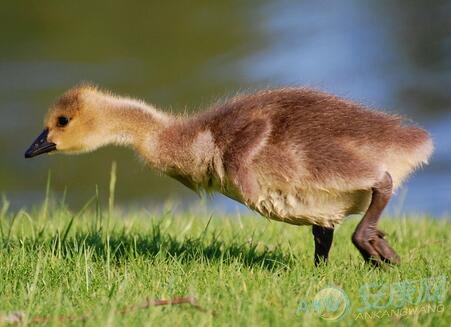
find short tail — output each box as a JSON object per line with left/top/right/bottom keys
{"left": 407, "top": 126, "right": 434, "bottom": 166}
{"left": 389, "top": 125, "right": 433, "bottom": 190}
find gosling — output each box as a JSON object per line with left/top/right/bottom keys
{"left": 25, "top": 85, "right": 433, "bottom": 266}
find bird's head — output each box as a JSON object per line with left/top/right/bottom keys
{"left": 25, "top": 85, "right": 119, "bottom": 158}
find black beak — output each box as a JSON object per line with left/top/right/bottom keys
{"left": 24, "top": 128, "right": 57, "bottom": 158}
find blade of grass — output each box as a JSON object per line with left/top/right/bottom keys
{"left": 1, "top": 193, "right": 9, "bottom": 217}
{"left": 41, "top": 170, "right": 52, "bottom": 219}
{"left": 105, "top": 162, "right": 117, "bottom": 283}
{"left": 108, "top": 161, "right": 117, "bottom": 224}
{"left": 95, "top": 184, "right": 102, "bottom": 233}
{"left": 60, "top": 186, "right": 68, "bottom": 208}
{"left": 0, "top": 194, "right": 8, "bottom": 240}
{"left": 201, "top": 214, "right": 214, "bottom": 238}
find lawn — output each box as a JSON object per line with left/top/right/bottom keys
{"left": 0, "top": 193, "right": 449, "bottom": 326}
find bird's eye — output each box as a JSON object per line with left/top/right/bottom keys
{"left": 57, "top": 116, "right": 69, "bottom": 127}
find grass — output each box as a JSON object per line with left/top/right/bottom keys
{"left": 0, "top": 170, "right": 449, "bottom": 326}
{"left": 0, "top": 204, "right": 449, "bottom": 326}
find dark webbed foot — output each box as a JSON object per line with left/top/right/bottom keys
{"left": 352, "top": 172, "right": 400, "bottom": 266}
{"left": 353, "top": 229, "right": 400, "bottom": 266}
{"left": 371, "top": 230, "right": 400, "bottom": 265}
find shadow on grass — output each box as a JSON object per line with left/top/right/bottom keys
{"left": 3, "top": 223, "right": 296, "bottom": 271}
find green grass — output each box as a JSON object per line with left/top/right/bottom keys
{"left": 0, "top": 196, "right": 449, "bottom": 327}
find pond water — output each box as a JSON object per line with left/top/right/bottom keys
{"left": 0, "top": 0, "right": 449, "bottom": 216}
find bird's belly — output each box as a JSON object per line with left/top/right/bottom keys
{"left": 251, "top": 189, "right": 371, "bottom": 228}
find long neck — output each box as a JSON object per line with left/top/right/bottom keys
{"left": 94, "top": 93, "right": 216, "bottom": 187}
{"left": 99, "top": 95, "right": 173, "bottom": 158}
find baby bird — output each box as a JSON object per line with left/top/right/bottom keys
{"left": 25, "top": 85, "right": 433, "bottom": 266}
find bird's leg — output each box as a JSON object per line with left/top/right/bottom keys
{"left": 312, "top": 225, "right": 334, "bottom": 266}
{"left": 352, "top": 172, "right": 400, "bottom": 266}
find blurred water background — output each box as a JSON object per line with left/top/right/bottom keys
{"left": 0, "top": 0, "right": 449, "bottom": 216}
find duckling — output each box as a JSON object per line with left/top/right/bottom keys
{"left": 25, "top": 85, "right": 433, "bottom": 266}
